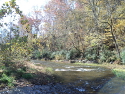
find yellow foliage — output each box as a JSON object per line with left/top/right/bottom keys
{"left": 84, "top": 33, "right": 102, "bottom": 47}
{"left": 10, "top": 42, "right": 33, "bottom": 58}
{"left": 115, "top": 20, "right": 125, "bottom": 32}
{"left": 6, "top": 43, "right": 10, "bottom": 45}
{"left": 104, "top": 32, "right": 112, "bottom": 37}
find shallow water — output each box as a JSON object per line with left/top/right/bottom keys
{"left": 33, "top": 60, "right": 116, "bottom": 93}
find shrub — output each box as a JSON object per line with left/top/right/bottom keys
{"left": 56, "top": 50, "right": 67, "bottom": 60}
{"left": 55, "top": 54, "right": 65, "bottom": 60}
{"left": 16, "top": 68, "right": 26, "bottom": 76}
{"left": 121, "top": 49, "right": 125, "bottom": 64}
{"left": 84, "top": 47, "right": 98, "bottom": 60}
{"left": 50, "top": 52, "right": 56, "bottom": 59}
{"left": 32, "top": 50, "right": 41, "bottom": 59}
{"left": 51, "top": 50, "right": 68, "bottom": 60}
{"left": 83, "top": 46, "right": 117, "bottom": 63}
{"left": 32, "top": 49, "right": 52, "bottom": 60}
{"left": 0, "top": 43, "right": 12, "bottom": 63}
{"left": 11, "top": 42, "right": 33, "bottom": 59}
{"left": 0, "top": 73, "right": 14, "bottom": 87}
{"left": 41, "top": 49, "right": 51, "bottom": 59}
{"left": 58, "top": 50, "right": 67, "bottom": 56}
{"left": 22, "top": 73, "right": 33, "bottom": 79}
{"left": 99, "top": 50, "right": 116, "bottom": 63}
{"left": 66, "top": 52, "right": 71, "bottom": 60}
{"left": 66, "top": 49, "right": 80, "bottom": 60}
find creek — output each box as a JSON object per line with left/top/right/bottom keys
{"left": 33, "top": 60, "right": 125, "bottom": 94}
{"left": 1, "top": 60, "right": 125, "bottom": 94}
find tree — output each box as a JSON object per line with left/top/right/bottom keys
{"left": 0, "top": 0, "right": 23, "bottom": 62}
{"left": 28, "top": 6, "right": 43, "bottom": 36}
{"left": 43, "top": 0, "right": 70, "bottom": 51}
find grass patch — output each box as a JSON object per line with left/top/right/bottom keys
{"left": 112, "top": 69, "right": 125, "bottom": 79}
{"left": 45, "top": 67, "right": 54, "bottom": 74}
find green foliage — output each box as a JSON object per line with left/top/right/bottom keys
{"left": 54, "top": 50, "right": 67, "bottom": 60}
{"left": 120, "top": 49, "right": 125, "bottom": 64}
{"left": 32, "top": 50, "right": 41, "bottom": 59}
{"left": 66, "top": 49, "right": 81, "bottom": 60}
{"left": 99, "top": 50, "right": 116, "bottom": 63}
{"left": 16, "top": 68, "right": 26, "bottom": 76}
{"left": 85, "top": 54, "right": 97, "bottom": 60}
{"left": 50, "top": 50, "right": 71, "bottom": 60}
{"left": 112, "top": 69, "right": 125, "bottom": 80}
{"left": 66, "top": 52, "right": 71, "bottom": 60}
{"left": 0, "top": 0, "right": 23, "bottom": 19}
{"left": 41, "top": 49, "right": 51, "bottom": 59}
{"left": 84, "top": 47, "right": 98, "bottom": 60}
{"left": 49, "top": 49, "right": 81, "bottom": 60}
{"left": 0, "top": 43, "right": 11, "bottom": 63}
{"left": 50, "top": 52, "right": 56, "bottom": 59}
{"left": 11, "top": 36, "right": 28, "bottom": 43}
{"left": 22, "top": 73, "right": 33, "bottom": 79}
{"left": 83, "top": 46, "right": 116, "bottom": 63}
{"left": 66, "top": 50, "right": 74, "bottom": 60}
{"left": 0, "top": 36, "right": 33, "bottom": 63}
{"left": 58, "top": 50, "right": 67, "bottom": 56}
{"left": 3, "top": 66, "right": 26, "bottom": 77}
{"left": 0, "top": 73, "right": 14, "bottom": 87}
{"left": 11, "top": 42, "right": 33, "bottom": 59}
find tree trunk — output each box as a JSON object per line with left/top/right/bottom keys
{"left": 109, "top": 19, "right": 121, "bottom": 60}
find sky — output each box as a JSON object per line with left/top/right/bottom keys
{"left": 0, "top": 0, "right": 51, "bottom": 39}
{"left": 16, "top": 0, "right": 51, "bottom": 14}
{"left": 0, "top": 0, "right": 51, "bottom": 14}
{"left": 0, "top": 0, "right": 51, "bottom": 24}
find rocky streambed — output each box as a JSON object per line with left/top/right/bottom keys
{"left": 0, "top": 79, "right": 112, "bottom": 94}
{"left": 0, "top": 83, "right": 84, "bottom": 94}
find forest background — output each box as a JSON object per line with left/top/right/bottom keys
{"left": 0, "top": 0, "right": 125, "bottom": 64}
{"left": 0, "top": 0, "right": 125, "bottom": 87}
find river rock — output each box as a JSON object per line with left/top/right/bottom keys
{"left": 81, "top": 60, "right": 87, "bottom": 63}
{"left": 69, "top": 60, "right": 76, "bottom": 63}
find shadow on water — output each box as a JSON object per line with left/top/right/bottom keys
{"left": 33, "top": 60, "right": 116, "bottom": 94}
{"left": 98, "top": 77, "right": 125, "bottom": 94}
{"left": 54, "top": 71, "right": 115, "bottom": 94}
